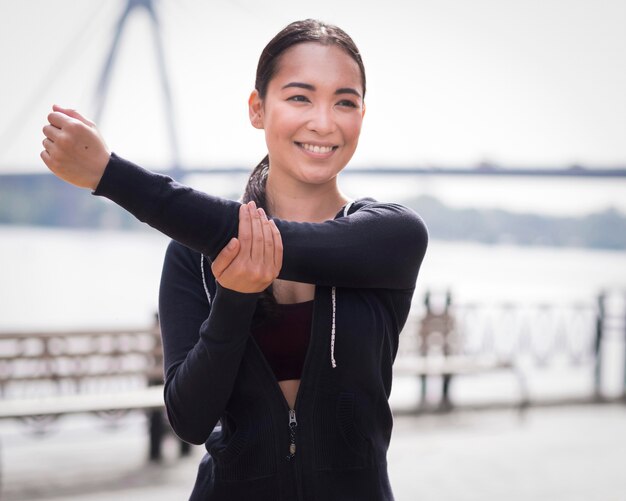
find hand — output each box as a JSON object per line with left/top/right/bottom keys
{"left": 211, "top": 202, "right": 283, "bottom": 293}
{"left": 41, "top": 105, "right": 111, "bottom": 190}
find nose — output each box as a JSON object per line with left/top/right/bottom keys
{"left": 306, "top": 105, "right": 336, "bottom": 135}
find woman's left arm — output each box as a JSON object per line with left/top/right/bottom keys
{"left": 95, "top": 155, "right": 428, "bottom": 290}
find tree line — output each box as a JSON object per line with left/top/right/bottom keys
{"left": 1, "top": 174, "right": 624, "bottom": 250}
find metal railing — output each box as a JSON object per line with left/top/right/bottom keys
{"left": 398, "top": 289, "right": 626, "bottom": 405}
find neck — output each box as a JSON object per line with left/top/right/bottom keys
{"left": 265, "top": 171, "right": 350, "bottom": 223}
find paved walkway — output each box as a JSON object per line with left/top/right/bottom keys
{"left": 1, "top": 404, "right": 625, "bottom": 501}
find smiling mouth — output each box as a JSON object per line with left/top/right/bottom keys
{"left": 295, "top": 142, "right": 339, "bottom": 154}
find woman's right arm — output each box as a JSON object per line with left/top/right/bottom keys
{"left": 159, "top": 241, "right": 259, "bottom": 445}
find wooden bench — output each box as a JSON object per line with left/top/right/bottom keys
{"left": 0, "top": 321, "right": 187, "bottom": 461}
{"left": 394, "top": 292, "right": 528, "bottom": 411}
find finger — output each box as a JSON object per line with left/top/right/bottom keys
{"left": 40, "top": 149, "right": 51, "bottom": 168}
{"left": 42, "top": 124, "right": 61, "bottom": 141}
{"left": 269, "top": 219, "right": 283, "bottom": 272}
{"left": 238, "top": 203, "right": 252, "bottom": 258}
{"left": 42, "top": 137, "right": 56, "bottom": 152}
{"left": 250, "top": 202, "right": 264, "bottom": 263}
{"left": 52, "top": 104, "right": 95, "bottom": 127}
{"left": 210, "top": 238, "right": 240, "bottom": 278}
{"left": 258, "top": 208, "right": 274, "bottom": 264}
{"left": 47, "top": 111, "right": 75, "bottom": 129}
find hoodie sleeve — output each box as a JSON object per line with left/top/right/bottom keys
{"left": 158, "top": 240, "right": 259, "bottom": 445}
{"left": 95, "top": 154, "right": 428, "bottom": 290}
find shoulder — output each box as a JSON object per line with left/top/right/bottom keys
{"left": 163, "top": 240, "right": 216, "bottom": 296}
{"left": 350, "top": 197, "right": 429, "bottom": 249}
{"left": 164, "top": 239, "right": 201, "bottom": 268}
{"left": 350, "top": 197, "right": 426, "bottom": 222}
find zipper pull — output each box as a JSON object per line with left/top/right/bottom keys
{"left": 287, "top": 409, "right": 297, "bottom": 460}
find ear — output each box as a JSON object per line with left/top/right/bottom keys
{"left": 248, "top": 90, "right": 264, "bottom": 129}
{"left": 361, "top": 101, "right": 366, "bottom": 119}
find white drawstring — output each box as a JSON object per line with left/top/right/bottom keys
{"left": 330, "top": 201, "right": 354, "bottom": 369}
{"left": 330, "top": 286, "right": 337, "bottom": 368}
{"left": 200, "top": 255, "right": 212, "bottom": 305}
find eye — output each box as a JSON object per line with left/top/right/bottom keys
{"left": 337, "top": 99, "right": 358, "bottom": 108}
{"left": 287, "top": 95, "right": 310, "bottom": 103}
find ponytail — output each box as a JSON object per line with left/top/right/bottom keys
{"left": 242, "top": 154, "right": 270, "bottom": 211}
{"left": 242, "top": 154, "right": 277, "bottom": 317}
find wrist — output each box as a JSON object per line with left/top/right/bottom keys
{"left": 91, "top": 149, "right": 111, "bottom": 191}
{"left": 215, "top": 277, "right": 271, "bottom": 294}
{"left": 91, "top": 151, "right": 115, "bottom": 194}
{"left": 200, "top": 283, "right": 260, "bottom": 346}
{"left": 214, "top": 282, "right": 262, "bottom": 300}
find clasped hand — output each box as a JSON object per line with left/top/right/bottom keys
{"left": 211, "top": 201, "right": 283, "bottom": 293}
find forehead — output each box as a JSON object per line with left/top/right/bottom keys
{"left": 270, "top": 42, "right": 363, "bottom": 93}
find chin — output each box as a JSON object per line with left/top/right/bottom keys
{"left": 299, "top": 171, "right": 341, "bottom": 186}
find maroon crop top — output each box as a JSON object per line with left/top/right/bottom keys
{"left": 251, "top": 300, "right": 314, "bottom": 381}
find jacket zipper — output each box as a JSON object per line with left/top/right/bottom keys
{"left": 286, "top": 408, "right": 298, "bottom": 460}
{"left": 288, "top": 407, "right": 305, "bottom": 501}
{"left": 248, "top": 285, "right": 324, "bottom": 499}
{"left": 288, "top": 287, "right": 322, "bottom": 501}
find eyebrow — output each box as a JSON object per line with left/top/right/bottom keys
{"left": 281, "top": 82, "right": 362, "bottom": 99}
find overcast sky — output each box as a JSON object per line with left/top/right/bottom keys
{"left": 1, "top": 0, "right": 625, "bottom": 173}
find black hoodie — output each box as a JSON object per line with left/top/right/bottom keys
{"left": 94, "top": 154, "right": 428, "bottom": 500}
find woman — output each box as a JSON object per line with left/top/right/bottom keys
{"left": 41, "top": 19, "right": 428, "bottom": 501}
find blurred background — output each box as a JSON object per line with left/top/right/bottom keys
{"left": 0, "top": 1, "right": 625, "bottom": 500}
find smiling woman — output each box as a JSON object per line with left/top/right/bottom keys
{"left": 41, "top": 18, "right": 428, "bottom": 501}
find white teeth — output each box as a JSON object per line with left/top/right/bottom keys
{"left": 300, "top": 143, "right": 334, "bottom": 154}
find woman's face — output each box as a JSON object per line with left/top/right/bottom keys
{"left": 249, "top": 42, "right": 365, "bottom": 188}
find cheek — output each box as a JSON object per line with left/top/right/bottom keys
{"left": 265, "top": 108, "right": 299, "bottom": 138}
{"left": 343, "top": 116, "right": 363, "bottom": 142}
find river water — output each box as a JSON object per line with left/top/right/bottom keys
{"left": 1, "top": 225, "right": 625, "bottom": 331}
{"left": 1, "top": 224, "right": 625, "bottom": 404}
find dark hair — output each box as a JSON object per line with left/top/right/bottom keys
{"left": 242, "top": 19, "right": 366, "bottom": 210}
